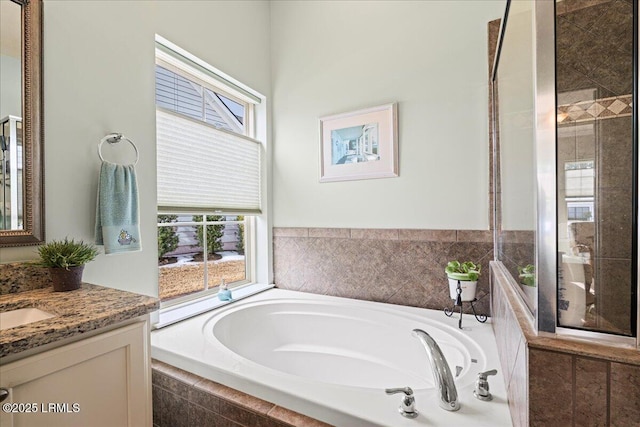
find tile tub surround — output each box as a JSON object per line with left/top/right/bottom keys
{"left": 0, "top": 282, "right": 159, "bottom": 358}
{"left": 0, "top": 262, "right": 53, "bottom": 294}
{"left": 273, "top": 227, "right": 494, "bottom": 316}
{"left": 490, "top": 262, "right": 640, "bottom": 427}
{"left": 152, "top": 359, "right": 332, "bottom": 427}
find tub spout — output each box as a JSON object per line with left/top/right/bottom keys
{"left": 412, "top": 328, "right": 460, "bottom": 411}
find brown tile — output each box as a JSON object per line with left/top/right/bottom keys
{"left": 349, "top": 228, "right": 399, "bottom": 240}
{"left": 595, "top": 187, "right": 633, "bottom": 259}
{"left": 152, "top": 385, "right": 162, "bottom": 427}
{"left": 189, "top": 383, "right": 222, "bottom": 413}
{"left": 563, "top": 0, "right": 613, "bottom": 15}
{"left": 397, "top": 229, "right": 456, "bottom": 242}
{"left": 152, "top": 359, "right": 201, "bottom": 385}
{"left": 386, "top": 282, "right": 430, "bottom": 308}
{"left": 610, "top": 362, "right": 640, "bottom": 426}
{"left": 507, "top": 341, "right": 528, "bottom": 427}
{"left": 268, "top": 405, "right": 333, "bottom": 427}
{"left": 529, "top": 349, "right": 573, "bottom": 426}
{"left": 456, "top": 230, "right": 493, "bottom": 243}
{"left": 500, "top": 230, "right": 535, "bottom": 244}
{"left": 272, "top": 228, "right": 491, "bottom": 311}
{"left": 597, "top": 117, "right": 633, "bottom": 190}
{"left": 493, "top": 285, "right": 525, "bottom": 389}
{"left": 575, "top": 357, "right": 608, "bottom": 427}
{"left": 196, "top": 380, "right": 274, "bottom": 415}
{"left": 594, "top": 258, "right": 633, "bottom": 335}
{"left": 488, "top": 19, "right": 501, "bottom": 74}
{"left": 308, "top": 228, "right": 350, "bottom": 238}
{"left": 217, "top": 399, "right": 267, "bottom": 427}
{"left": 152, "top": 362, "right": 201, "bottom": 396}
{"left": 189, "top": 403, "right": 242, "bottom": 427}
{"left": 160, "top": 389, "right": 191, "bottom": 427}
{"left": 557, "top": 122, "right": 577, "bottom": 166}
{"left": 273, "top": 227, "right": 309, "bottom": 238}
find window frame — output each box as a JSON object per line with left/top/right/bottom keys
{"left": 155, "top": 58, "right": 255, "bottom": 139}
{"left": 154, "top": 41, "right": 261, "bottom": 314}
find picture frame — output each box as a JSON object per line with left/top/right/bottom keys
{"left": 319, "top": 102, "right": 398, "bottom": 183}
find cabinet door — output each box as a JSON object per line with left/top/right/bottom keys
{"left": 0, "top": 320, "right": 151, "bottom": 427}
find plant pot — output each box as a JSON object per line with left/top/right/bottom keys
{"left": 521, "top": 284, "right": 536, "bottom": 304}
{"left": 448, "top": 278, "right": 478, "bottom": 302}
{"left": 49, "top": 265, "right": 85, "bottom": 292}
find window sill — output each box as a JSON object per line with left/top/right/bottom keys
{"left": 153, "top": 283, "right": 274, "bottom": 329}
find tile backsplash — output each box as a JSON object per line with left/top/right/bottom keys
{"left": 273, "top": 227, "right": 493, "bottom": 315}
{"left": 0, "top": 262, "right": 51, "bottom": 295}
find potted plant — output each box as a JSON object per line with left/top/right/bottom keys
{"left": 518, "top": 264, "right": 536, "bottom": 301}
{"left": 445, "top": 260, "right": 481, "bottom": 302}
{"left": 37, "top": 238, "right": 99, "bottom": 291}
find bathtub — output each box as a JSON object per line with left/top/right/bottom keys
{"left": 151, "top": 289, "right": 512, "bottom": 427}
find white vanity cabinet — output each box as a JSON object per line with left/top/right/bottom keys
{"left": 0, "top": 318, "right": 152, "bottom": 427}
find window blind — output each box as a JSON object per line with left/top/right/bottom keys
{"left": 156, "top": 109, "right": 262, "bottom": 213}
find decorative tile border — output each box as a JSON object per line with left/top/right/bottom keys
{"left": 273, "top": 227, "right": 492, "bottom": 243}
{"left": 557, "top": 94, "right": 632, "bottom": 124}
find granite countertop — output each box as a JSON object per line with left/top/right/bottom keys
{"left": 0, "top": 283, "right": 159, "bottom": 359}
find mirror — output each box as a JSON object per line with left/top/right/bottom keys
{"left": 0, "top": 0, "right": 44, "bottom": 246}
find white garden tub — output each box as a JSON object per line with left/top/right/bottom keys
{"left": 151, "top": 289, "right": 512, "bottom": 427}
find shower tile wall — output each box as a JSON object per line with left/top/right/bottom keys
{"left": 273, "top": 227, "right": 493, "bottom": 315}
{"left": 489, "top": 1, "right": 639, "bottom": 423}
{"left": 556, "top": 0, "right": 634, "bottom": 334}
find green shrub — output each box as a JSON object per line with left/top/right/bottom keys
{"left": 193, "top": 215, "right": 224, "bottom": 255}
{"left": 158, "top": 215, "right": 179, "bottom": 259}
{"left": 236, "top": 215, "right": 245, "bottom": 254}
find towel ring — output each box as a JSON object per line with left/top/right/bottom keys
{"left": 98, "top": 133, "right": 139, "bottom": 166}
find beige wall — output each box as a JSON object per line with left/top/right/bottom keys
{"left": 0, "top": 0, "right": 272, "bottom": 297}
{"left": 270, "top": 0, "right": 504, "bottom": 230}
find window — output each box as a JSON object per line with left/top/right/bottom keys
{"left": 567, "top": 205, "right": 592, "bottom": 221}
{"left": 564, "top": 161, "right": 594, "bottom": 223}
{"left": 155, "top": 38, "right": 262, "bottom": 306}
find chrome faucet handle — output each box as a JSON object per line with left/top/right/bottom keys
{"left": 385, "top": 387, "right": 418, "bottom": 419}
{"left": 474, "top": 369, "right": 498, "bottom": 401}
{"left": 478, "top": 369, "right": 497, "bottom": 379}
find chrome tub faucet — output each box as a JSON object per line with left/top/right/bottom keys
{"left": 412, "top": 328, "right": 460, "bottom": 411}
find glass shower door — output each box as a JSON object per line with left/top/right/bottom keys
{"left": 555, "top": 0, "right": 636, "bottom": 336}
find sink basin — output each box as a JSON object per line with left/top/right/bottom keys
{"left": 0, "top": 308, "right": 56, "bottom": 330}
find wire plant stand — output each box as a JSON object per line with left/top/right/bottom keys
{"left": 444, "top": 280, "right": 488, "bottom": 329}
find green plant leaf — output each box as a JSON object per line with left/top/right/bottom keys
{"left": 37, "top": 238, "right": 99, "bottom": 269}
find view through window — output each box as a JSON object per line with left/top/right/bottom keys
{"left": 155, "top": 42, "right": 260, "bottom": 303}
{"left": 158, "top": 215, "right": 247, "bottom": 301}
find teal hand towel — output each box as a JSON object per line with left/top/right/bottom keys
{"left": 95, "top": 161, "right": 141, "bottom": 254}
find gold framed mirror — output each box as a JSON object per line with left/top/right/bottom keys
{"left": 0, "top": 0, "right": 44, "bottom": 246}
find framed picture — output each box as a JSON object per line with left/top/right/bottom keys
{"left": 319, "top": 102, "right": 398, "bottom": 182}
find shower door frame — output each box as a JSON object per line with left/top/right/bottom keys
{"left": 493, "top": 0, "right": 640, "bottom": 349}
